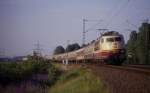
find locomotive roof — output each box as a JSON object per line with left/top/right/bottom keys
{"left": 102, "top": 31, "right": 120, "bottom": 36}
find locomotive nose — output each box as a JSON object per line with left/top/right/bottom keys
{"left": 113, "top": 42, "right": 118, "bottom": 48}
{"left": 112, "top": 41, "right": 123, "bottom": 49}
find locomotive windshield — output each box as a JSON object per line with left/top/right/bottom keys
{"left": 106, "top": 38, "right": 114, "bottom": 42}
{"left": 115, "top": 37, "right": 121, "bottom": 41}
{"left": 106, "top": 37, "right": 122, "bottom": 42}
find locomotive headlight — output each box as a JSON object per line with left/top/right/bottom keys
{"left": 121, "top": 50, "right": 125, "bottom": 53}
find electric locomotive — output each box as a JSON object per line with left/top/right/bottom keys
{"left": 93, "top": 31, "right": 126, "bottom": 64}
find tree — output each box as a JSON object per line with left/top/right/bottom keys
{"left": 127, "top": 22, "right": 150, "bottom": 64}
{"left": 130, "top": 31, "right": 137, "bottom": 41}
{"left": 65, "top": 44, "right": 73, "bottom": 52}
{"left": 136, "top": 22, "right": 150, "bottom": 64}
{"left": 53, "top": 46, "right": 65, "bottom": 55}
{"left": 66, "top": 43, "right": 80, "bottom": 52}
{"left": 73, "top": 43, "right": 80, "bottom": 50}
{"left": 127, "top": 31, "right": 138, "bottom": 64}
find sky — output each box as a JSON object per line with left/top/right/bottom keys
{"left": 0, "top": 0, "right": 150, "bottom": 57}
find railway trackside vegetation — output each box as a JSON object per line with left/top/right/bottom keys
{"left": 127, "top": 22, "right": 150, "bottom": 64}
{"left": 0, "top": 57, "right": 59, "bottom": 85}
{"left": 49, "top": 67, "right": 108, "bottom": 93}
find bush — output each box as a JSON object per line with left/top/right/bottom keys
{"left": 48, "top": 64, "right": 62, "bottom": 85}
{"left": 0, "top": 60, "right": 53, "bottom": 84}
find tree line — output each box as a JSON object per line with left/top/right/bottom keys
{"left": 53, "top": 43, "right": 80, "bottom": 54}
{"left": 127, "top": 22, "right": 150, "bottom": 64}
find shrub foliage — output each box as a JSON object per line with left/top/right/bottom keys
{"left": 127, "top": 22, "right": 150, "bottom": 64}
{"left": 0, "top": 57, "right": 58, "bottom": 85}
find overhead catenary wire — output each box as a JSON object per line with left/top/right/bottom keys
{"left": 82, "top": 19, "right": 103, "bottom": 45}
{"left": 85, "top": 20, "right": 103, "bottom": 33}
{"left": 85, "top": 0, "right": 130, "bottom": 35}
{"left": 106, "top": 0, "right": 124, "bottom": 23}
{"left": 105, "top": 0, "right": 130, "bottom": 29}
{"left": 126, "top": 20, "right": 139, "bottom": 29}
{"left": 82, "top": 0, "right": 130, "bottom": 45}
{"left": 86, "top": 0, "right": 124, "bottom": 32}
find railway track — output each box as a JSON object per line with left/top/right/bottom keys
{"left": 70, "top": 61, "right": 150, "bottom": 75}
{"left": 124, "top": 64, "right": 150, "bottom": 70}
{"left": 58, "top": 62, "right": 150, "bottom": 93}
{"left": 85, "top": 63, "right": 150, "bottom": 93}
{"left": 97, "top": 64, "right": 150, "bottom": 75}
{"left": 56, "top": 61, "right": 150, "bottom": 75}
{"left": 65, "top": 62, "right": 150, "bottom": 93}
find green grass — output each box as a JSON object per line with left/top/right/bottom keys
{"left": 49, "top": 68, "right": 108, "bottom": 93}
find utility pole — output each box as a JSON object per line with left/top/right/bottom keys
{"left": 82, "top": 19, "right": 87, "bottom": 46}
{"left": 33, "top": 41, "right": 42, "bottom": 62}
{"left": 0, "top": 49, "right": 5, "bottom": 58}
{"left": 82, "top": 19, "right": 102, "bottom": 46}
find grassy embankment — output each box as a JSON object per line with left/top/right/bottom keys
{"left": 49, "top": 65, "right": 108, "bottom": 93}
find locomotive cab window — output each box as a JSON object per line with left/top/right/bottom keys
{"left": 115, "top": 37, "right": 121, "bottom": 41}
{"left": 106, "top": 38, "right": 114, "bottom": 42}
